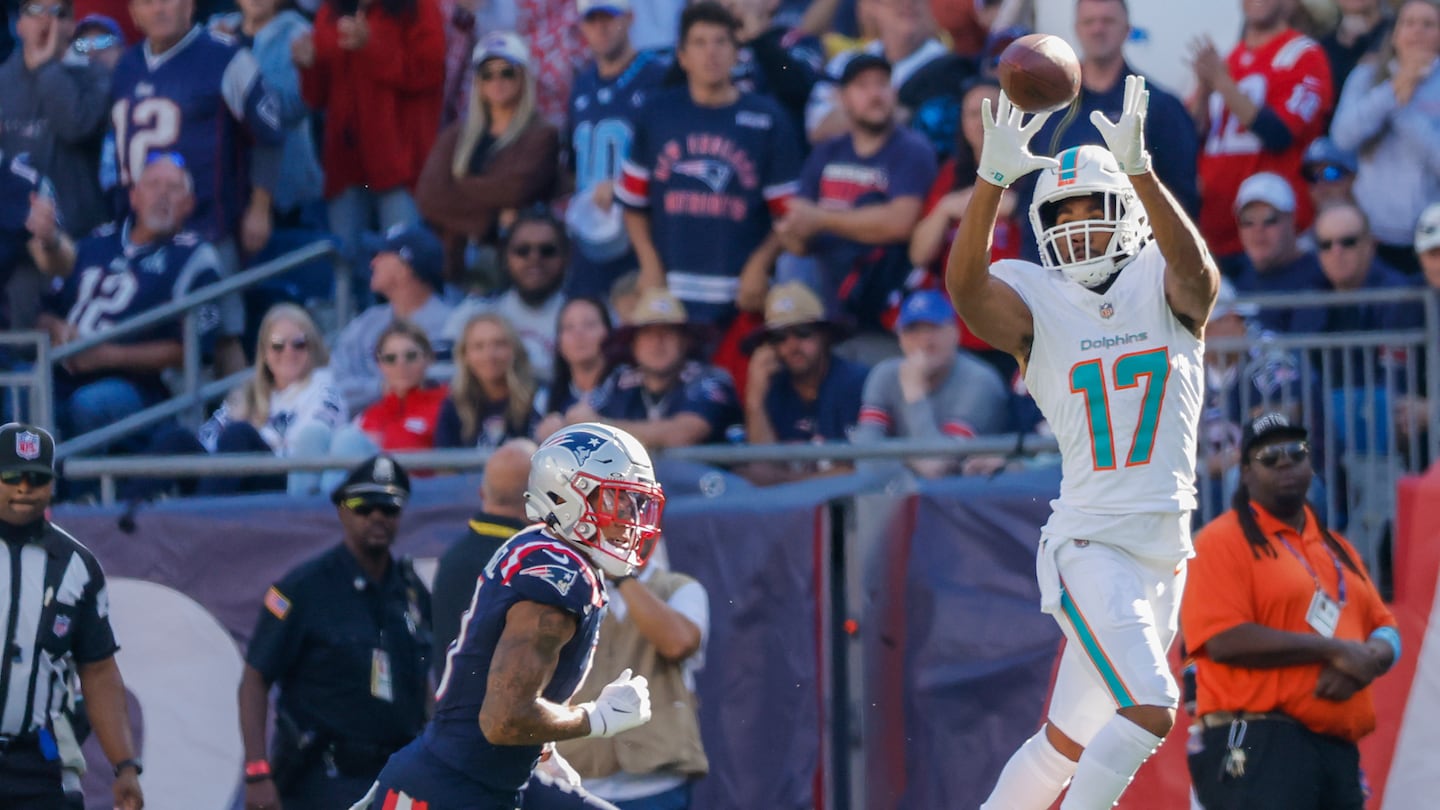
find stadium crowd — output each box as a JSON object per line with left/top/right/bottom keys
{"left": 0, "top": 0, "right": 1435, "bottom": 500}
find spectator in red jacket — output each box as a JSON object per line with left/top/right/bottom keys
{"left": 355, "top": 319, "right": 450, "bottom": 452}
{"left": 292, "top": 0, "right": 445, "bottom": 270}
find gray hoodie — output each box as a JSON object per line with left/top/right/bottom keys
{"left": 0, "top": 48, "right": 112, "bottom": 236}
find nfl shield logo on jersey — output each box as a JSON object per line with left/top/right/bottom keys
{"left": 1099, "top": 302, "right": 1115, "bottom": 319}
{"left": 16, "top": 431, "right": 41, "bottom": 460}
{"left": 52, "top": 614, "right": 71, "bottom": 638}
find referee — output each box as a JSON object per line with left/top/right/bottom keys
{"left": 0, "top": 424, "right": 143, "bottom": 809}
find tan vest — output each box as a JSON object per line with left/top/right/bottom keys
{"left": 558, "top": 571, "right": 710, "bottom": 779}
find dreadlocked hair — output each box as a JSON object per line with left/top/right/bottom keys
{"left": 1232, "top": 482, "right": 1366, "bottom": 579}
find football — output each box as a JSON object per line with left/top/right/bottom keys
{"left": 997, "top": 33, "right": 1082, "bottom": 114}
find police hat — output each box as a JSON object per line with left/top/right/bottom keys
{"left": 330, "top": 454, "right": 411, "bottom": 509}
{"left": 0, "top": 423, "right": 56, "bottom": 475}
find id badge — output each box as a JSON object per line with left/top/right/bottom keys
{"left": 371, "top": 648, "right": 394, "bottom": 702}
{"left": 1306, "top": 590, "right": 1341, "bottom": 638}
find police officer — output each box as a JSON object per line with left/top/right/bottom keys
{"left": 238, "top": 455, "right": 431, "bottom": 810}
{"left": 0, "top": 424, "right": 143, "bottom": 810}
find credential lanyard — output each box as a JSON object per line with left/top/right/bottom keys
{"left": 1275, "top": 533, "right": 1346, "bottom": 606}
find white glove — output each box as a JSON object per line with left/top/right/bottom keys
{"left": 1089, "top": 74, "right": 1152, "bottom": 175}
{"left": 976, "top": 92, "right": 1060, "bottom": 188}
{"left": 580, "top": 668, "right": 652, "bottom": 738}
{"left": 534, "top": 744, "right": 583, "bottom": 787}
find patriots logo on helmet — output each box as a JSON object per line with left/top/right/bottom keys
{"left": 546, "top": 429, "right": 607, "bottom": 466}
{"left": 518, "top": 564, "right": 578, "bottom": 596}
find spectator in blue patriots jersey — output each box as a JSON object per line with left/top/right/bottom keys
{"left": 564, "top": 288, "right": 741, "bottom": 449}
{"left": 0, "top": 0, "right": 114, "bottom": 239}
{"left": 112, "top": 0, "right": 285, "bottom": 375}
{"left": 775, "top": 53, "right": 936, "bottom": 330}
{"left": 618, "top": 0, "right": 801, "bottom": 329}
{"left": 34, "top": 155, "right": 223, "bottom": 450}
{"left": 111, "top": 0, "right": 284, "bottom": 282}
{"left": 565, "top": 0, "right": 669, "bottom": 299}
{"left": 361, "top": 422, "right": 662, "bottom": 810}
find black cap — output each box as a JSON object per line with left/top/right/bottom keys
{"left": 1240, "top": 412, "right": 1309, "bottom": 459}
{"left": 836, "top": 53, "right": 891, "bottom": 85}
{"left": 330, "top": 454, "right": 411, "bottom": 509}
{"left": 0, "top": 423, "right": 55, "bottom": 475}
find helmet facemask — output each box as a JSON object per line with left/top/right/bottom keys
{"left": 570, "top": 475, "right": 665, "bottom": 577}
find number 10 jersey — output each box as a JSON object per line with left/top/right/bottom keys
{"left": 990, "top": 242, "right": 1203, "bottom": 546}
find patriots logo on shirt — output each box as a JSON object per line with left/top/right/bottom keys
{"left": 673, "top": 160, "right": 733, "bottom": 193}
{"left": 518, "top": 563, "right": 578, "bottom": 596}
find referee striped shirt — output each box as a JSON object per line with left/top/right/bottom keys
{"left": 0, "top": 519, "right": 118, "bottom": 737}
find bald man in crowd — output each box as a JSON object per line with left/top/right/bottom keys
{"left": 429, "top": 439, "right": 538, "bottom": 672}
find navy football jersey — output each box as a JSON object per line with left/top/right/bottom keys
{"left": 45, "top": 220, "right": 222, "bottom": 395}
{"left": 592, "top": 360, "right": 741, "bottom": 444}
{"left": 110, "top": 26, "right": 283, "bottom": 241}
{"left": 382, "top": 527, "right": 606, "bottom": 802}
{"left": 617, "top": 88, "right": 801, "bottom": 324}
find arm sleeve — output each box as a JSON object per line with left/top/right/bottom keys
{"left": 498, "top": 544, "right": 600, "bottom": 616}
{"left": 421, "top": 124, "right": 560, "bottom": 231}
{"left": 852, "top": 360, "right": 895, "bottom": 442}
{"left": 1391, "top": 102, "right": 1440, "bottom": 175}
{"left": 223, "top": 48, "right": 285, "bottom": 146}
{"left": 666, "top": 579, "right": 710, "bottom": 672}
{"left": 616, "top": 103, "right": 655, "bottom": 209}
{"left": 1327, "top": 64, "right": 1394, "bottom": 152}
{"left": 762, "top": 109, "right": 802, "bottom": 219}
{"left": 268, "top": 25, "right": 315, "bottom": 127}
{"left": 244, "top": 581, "right": 307, "bottom": 682}
{"left": 331, "top": 315, "right": 383, "bottom": 411}
{"left": 70, "top": 554, "right": 120, "bottom": 665}
{"left": 173, "top": 243, "right": 226, "bottom": 347}
{"left": 1179, "top": 519, "right": 1258, "bottom": 652}
{"left": 34, "top": 60, "right": 111, "bottom": 143}
{"left": 299, "top": 7, "right": 337, "bottom": 110}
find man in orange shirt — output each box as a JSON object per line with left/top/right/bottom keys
{"left": 1181, "top": 413, "right": 1400, "bottom": 809}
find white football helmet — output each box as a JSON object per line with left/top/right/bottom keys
{"left": 525, "top": 423, "right": 665, "bottom": 577}
{"left": 1030, "top": 144, "right": 1151, "bottom": 288}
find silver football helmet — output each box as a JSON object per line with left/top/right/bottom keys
{"left": 1030, "top": 144, "right": 1151, "bottom": 288}
{"left": 524, "top": 423, "right": 665, "bottom": 577}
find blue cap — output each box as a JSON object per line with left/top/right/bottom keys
{"left": 75, "top": 14, "right": 123, "bottom": 39}
{"left": 367, "top": 224, "right": 445, "bottom": 293}
{"left": 896, "top": 290, "right": 956, "bottom": 330}
{"left": 1302, "top": 137, "right": 1357, "bottom": 174}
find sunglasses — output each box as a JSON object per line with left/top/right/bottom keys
{"left": 268, "top": 336, "right": 309, "bottom": 353}
{"left": 1252, "top": 441, "right": 1309, "bottom": 468}
{"left": 1304, "top": 164, "right": 1350, "bottom": 184}
{"left": 1318, "top": 234, "right": 1363, "bottom": 252}
{"left": 349, "top": 502, "right": 401, "bottom": 517}
{"left": 1238, "top": 213, "right": 1281, "bottom": 230}
{"left": 767, "top": 324, "right": 820, "bottom": 344}
{"left": 73, "top": 33, "right": 119, "bottom": 53}
{"left": 509, "top": 242, "right": 560, "bottom": 259}
{"left": 21, "top": 3, "right": 69, "bottom": 17}
{"left": 480, "top": 66, "right": 518, "bottom": 82}
{"left": 379, "top": 349, "right": 423, "bottom": 365}
{"left": 0, "top": 470, "right": 54, "bottom": 487}
{"left": 145, "top": 150, "right": 186, "bottom": 168}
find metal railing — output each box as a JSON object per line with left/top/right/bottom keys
{"left": 0, "top": 241, "right": 352, "bottom": 454}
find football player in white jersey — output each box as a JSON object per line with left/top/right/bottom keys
{"left": 946, "top": 76, "right": 1219, "bottom": 810}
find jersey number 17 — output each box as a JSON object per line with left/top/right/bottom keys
{"left": 1069, "top": 347, "right": 1170, "bottom": 470}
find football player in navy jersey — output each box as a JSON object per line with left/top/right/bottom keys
{"left": 355, "top": 423, "right": 662, "bottom": 810}
{"left": 111, "top": 0, "right": 284, "bottom": 289}
{"left": 617, "top": 0, "right": 800, "bottom": 328}
{"left": 35, "top": 154, "right": 223, "bottom": 448}
{"left": 566, "top": 0, "right": 670, "bottom": 299}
